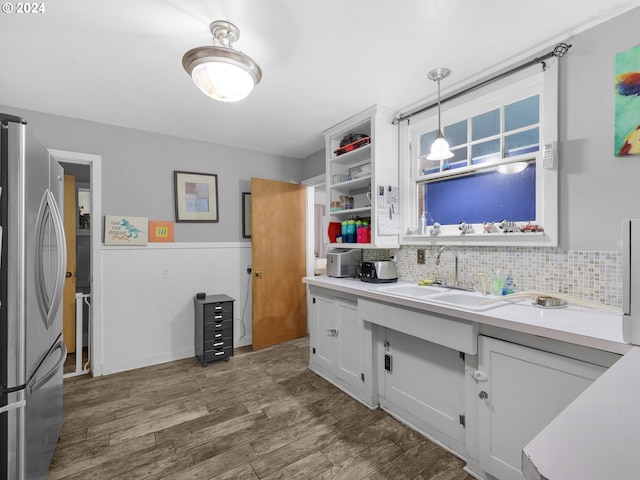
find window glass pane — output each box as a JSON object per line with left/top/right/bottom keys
{"left": 472, "top": 109, "right": 499, "bottom": 141}
{"left": 419, "top": 162, "right": 536, "bottom": 225}
{"left": 420, "top": 157, "right": 441, "bottom": 176}
{"left": 505, "top": 128, "right": 539, "bottom": 157}
{"left": 505, "top": 95, "right": 539, "bottom": 132}
{"left": 471, "top": 139, "right": 500, "bottom": 164}
{"left": 419, "top": 130, "right": 437, "bottom": 157}
{"left": 443, "top": 120, "right": 467, "bottom": 147}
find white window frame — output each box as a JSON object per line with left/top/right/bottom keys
{"left": 399, "top": 64, "right": 558, "bottom": 247}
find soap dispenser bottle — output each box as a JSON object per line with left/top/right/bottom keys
{"left": 419, "top": 212, "right": 427, "bottom": 235}
{"left": 492, "top": 270, "right": 505, "bottom": 296}
{"left": 504, "top": 271, "right": 515, "bottom": 295}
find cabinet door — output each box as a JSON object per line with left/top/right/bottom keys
{"left": 478, "top": 336, "right": 606, "bottom": 480}
{"left": 310, "top": 295, "right": 337, "bottom": 373}
{"left": 335, "top": 299, "right": 362, "bottom": 389}
{"left": 385, "top": 329, "right": 465, "bottom": 443}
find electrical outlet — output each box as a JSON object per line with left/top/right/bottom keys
{"left": 162, "top": 267, "right": 170, "bottom": 278}
{"left": 417, "top": 249, "right": 425, "bottom": 264}
{"left": 246, "top": 266, "right": 252, "bottom": 274}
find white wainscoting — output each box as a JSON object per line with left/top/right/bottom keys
{"left": 100, "top": 242, "right": 252, "bottom": 375}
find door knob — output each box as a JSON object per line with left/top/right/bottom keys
{"left": 255, "top": 270, "right": 262, "bottom": 277}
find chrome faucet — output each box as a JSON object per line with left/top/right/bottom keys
{"left": 435, "top": 245, "right": 462, "bottom": 289}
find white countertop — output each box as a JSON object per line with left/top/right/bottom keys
{"left": 522, "top": 346, "right": 640, "bottom": 480}
{"left": 303, "top": 276, "right": 630, "bottom": 355}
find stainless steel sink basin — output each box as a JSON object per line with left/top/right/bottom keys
{"left": 374, "top": 284, "right": 447, "bottom": 298}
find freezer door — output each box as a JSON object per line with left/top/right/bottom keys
{"left": 26, "top": 335, "right": 65, "bottom": 480}
{"left": 25, "top": 131, "right": 66, "bottom": 377}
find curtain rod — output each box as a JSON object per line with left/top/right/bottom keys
{"left": 391, "top": 43, "right": 572, "bottom": 125}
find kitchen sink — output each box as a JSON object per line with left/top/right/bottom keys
{"left": 428, "top": 291, "right": 508, "bottom": 311}
{"left": 373, "top": 284, "right": 510, "bottom": 311}
{"left": 374, "top": 284, "right": 447, "bottom": 298}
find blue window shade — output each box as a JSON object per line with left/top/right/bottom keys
{"left": 423, "top": 164, "right": 536, "bottom": 225}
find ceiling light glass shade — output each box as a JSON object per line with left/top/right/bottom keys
{"left": 427, "top": 68, "right": 454, "bottom": 161}
{"left": 497, "top": 161, "right": 528, "bottom": 174}
{"left": 182, "top": 21, "right": 262, "bottom": 102}
{"left": 426, "top": 131, "right": 454, "bottom": 161}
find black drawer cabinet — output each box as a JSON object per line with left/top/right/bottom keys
{"left": 194, "top": 294, "right": 235, "bottom": 366}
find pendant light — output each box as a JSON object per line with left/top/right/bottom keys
{"left": 182, "top": 21, "right": 262, "bottom": 102}
{"left": 426, "top": 68, "right": 454, "bottom": 161}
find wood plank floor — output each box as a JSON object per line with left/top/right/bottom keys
{"left": 48, "top": 337, "right": 474, "bottom": 480}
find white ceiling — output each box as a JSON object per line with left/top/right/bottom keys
{"left": 1, "top": 0, "right": 638, "bottom": 159}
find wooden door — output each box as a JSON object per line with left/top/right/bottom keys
{"left": 251, "top": 178, "right": 307, "bottom": 350}
{"left": 63, "top": 175, "right": 77, "bottom": 352}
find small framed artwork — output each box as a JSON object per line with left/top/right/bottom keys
{"left": 149, "top": 220, "right": 175, "bottom": 242}
{"left": 242, "top": 192, "right": 252, "bottom": 238}
{"left": 104, "top": 215, "right": 148, "bottom": 245}
{"left": 174, "top": 171, "right": 219, "bottom": 222}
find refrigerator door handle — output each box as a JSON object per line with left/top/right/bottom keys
{"left": 0, "top": 399, "right": 26, "bottom": 415}
{"left": 34, "top": 190, "right": 67, "bottom": 328}
{"left": 29, "top": 339, "right": 67, "bottom": 395}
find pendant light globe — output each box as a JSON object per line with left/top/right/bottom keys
{"left": 426, "top": 68, "right": 454, "bottom": 161}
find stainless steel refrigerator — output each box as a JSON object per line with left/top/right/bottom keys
{"left": 1, "top": 114, "right": 67, "bottom": 479}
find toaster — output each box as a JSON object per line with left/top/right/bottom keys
{"left": 358, "top": 261, "right": 398, "bottom": 283}
{"left": 327, "top": 249, "right": 362, "bottom": 278}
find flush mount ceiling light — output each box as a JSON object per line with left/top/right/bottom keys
{"left": 426, "top": 68, "right": 454, "bottom": 161}
{"left": 182, "top": 20, "right": 262, "bottom": 102}
{"left": 497, "top": 162, "right": 529, "bottom": 174}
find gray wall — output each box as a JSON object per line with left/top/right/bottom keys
{"left": 0, "top": 105, "right": 302, "bottom": 242}
{"left": 560, "top": 7, "right": 640, "bottom": 251}
{"left": 302, "top": 148, "right": 325, "bottom": 180}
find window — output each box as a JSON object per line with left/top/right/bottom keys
{"left": 400, "top": 68, "right": 558, "bottom": 246}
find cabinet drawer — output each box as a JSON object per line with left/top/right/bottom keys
{"left": 204, "top": 325, "right": 232, "bottom": 341}
{"left": 204, "top": 302, "right": 232, "bottom": 315}
{"left": 205, "top": 336, "right": 231, "bottom": 350}
{"left": 204, "top": 318, "right": 231, "bottom": 330}
{"left": 204, "top": 346, "right": 233, "bottom": 361}
{"left": 204, "top": 310, "right": 232, "bottom": 322}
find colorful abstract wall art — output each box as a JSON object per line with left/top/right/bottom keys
{"left": 615, "top": 44, "right": 640, "bottom": 156}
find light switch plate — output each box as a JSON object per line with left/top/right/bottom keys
{"left": 417, "top": 249, "right": 425, "bottom": 264}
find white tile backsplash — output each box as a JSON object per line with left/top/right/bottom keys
{"left": 363, "top": 246, "right": 623, "bottom": 308}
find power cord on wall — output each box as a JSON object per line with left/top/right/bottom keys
{"left": 234, "top": 270, "right": 251, "bottom": 340}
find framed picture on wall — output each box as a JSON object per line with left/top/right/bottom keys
{"left": 174, "top": 171, "right": 219, "bottom": 222}
{"left": 242, "top": 192, "right": 252, "bottom": 238}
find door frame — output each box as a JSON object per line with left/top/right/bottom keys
{"left": 302, "top": 174, "right": 326, "bottom": 278}
{"left": 48, "top": 149, "right": 103, "bottom": 377}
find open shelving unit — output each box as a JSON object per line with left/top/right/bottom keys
{"left": 323, "top": 105, "right": 399, "bottom": 249}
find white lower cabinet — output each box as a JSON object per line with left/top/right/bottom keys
{"left": 381, "top": 329, "right": 466, "bottom": 445}
{"left": 307, "top": 287, "right": 375, "bottom": 407}
{"left": 477, "top": 335, "right": 607, "bottom": 480}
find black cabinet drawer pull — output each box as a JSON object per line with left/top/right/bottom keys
{"left": 214, "top": 305, "right": 223, "bottom": 311}
{"left": 214, "top": 351, "right": 224, "bottom": 356}
{"left": 215, "top": 323, "right": 222, "bottom": 328}
{"left": 214, "top": 333, "right": 222, "bottom": 338}
{"left": 214, "top": 315, "right": 223, "bottom": 319}
{"left": 213, "top": 341, "right": 224, "bottom": 347}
